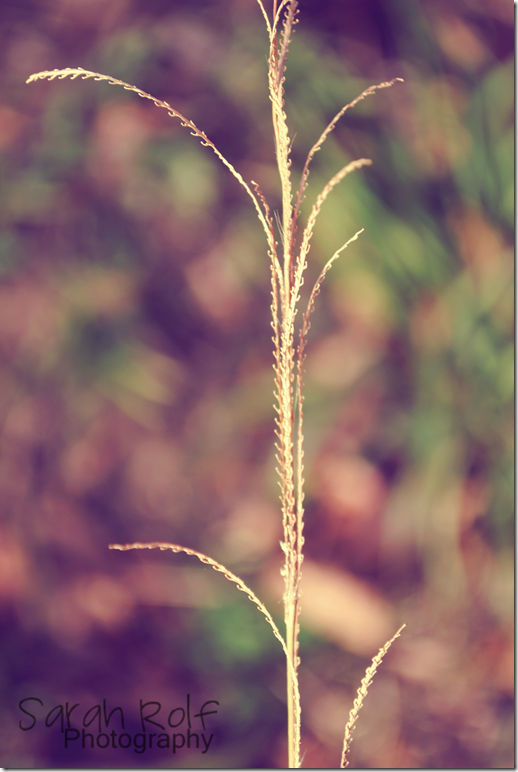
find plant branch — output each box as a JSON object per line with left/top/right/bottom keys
{"left": 109, "top": 542, "right": 289, "bottom": 656}
{"left": 292, "top": 78, "right": 403, "bottom": 230}
{"left": 341, "top": 624, "right": 406, "bottom": 767}
{"left": 26, "top": 68, "right": 273, "bottom": 248}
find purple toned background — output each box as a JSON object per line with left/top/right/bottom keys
{"left": 0, "top": 0, "right": 513, "bottom": 767}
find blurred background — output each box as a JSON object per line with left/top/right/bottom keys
{"left": 0, "top": 0, "right": 513, "bottom": 767}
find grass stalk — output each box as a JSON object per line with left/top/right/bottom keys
{"left": 28, "top": 2, "right": 403, "bottom": 767}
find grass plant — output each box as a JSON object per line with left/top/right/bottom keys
{"left": 28, "top": 1, "right": 404, "bottom": 767}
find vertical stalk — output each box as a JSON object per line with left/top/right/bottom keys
{"left": 267, "top": 3, "right": 301, "bottom": 766}
{"left": 286, "top": 603, "right": 297, "bottom": 768}
{"left": 28, "top": 2, "right": 405, "bottom": 767}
